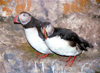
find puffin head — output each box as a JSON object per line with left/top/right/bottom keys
{"left": 41, "top": 23, "right": 54, "bottom": 37}
{"left": 14, "top": 12, "right": 32, "bottom": 26}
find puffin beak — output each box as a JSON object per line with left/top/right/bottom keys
{"left": 44, "top": 28, "right": 47, "bottom": 39}
{"left": 14, "top": 16, "right": 20, "bottom": 24}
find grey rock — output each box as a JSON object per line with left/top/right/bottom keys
{"left": 85, "top": 68, "right": 95, "bottom": 73}
{"left": 0, "top": 0, "right": 100, "bottom": 73}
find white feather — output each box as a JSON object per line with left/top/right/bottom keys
{"left": 45, "top": 36, "right": 81, "bottom": 56}
{"left": 24, "top": 27, "right": 53, "bottom": 54}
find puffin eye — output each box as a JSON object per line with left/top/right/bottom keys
{"left": 23, "top": 14, "right": 25, "bottom": 16}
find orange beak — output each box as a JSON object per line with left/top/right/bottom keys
{"left": 44, "top": 28, "right": 47, "bottom": 39}
{"left": 14, "top": 16, "right": 20, "bottom": 24}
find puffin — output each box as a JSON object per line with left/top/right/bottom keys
{"left": 41, "top": 25, "right": 93, "bottom": 66}
{"left": 14, "top": 12, "right": 53, "bottom": 59}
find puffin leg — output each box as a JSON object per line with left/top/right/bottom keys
{"left": 60, "top": 56, "right": 71, "bottom": 62}
{"left": 66, "top": 56, "right": 76, "bottom": 66}
{"left": 38, "top": 53, "right": 49, "bottom": 59}
{"left": 34, "top": 52, "right": 42, "bottom": 55}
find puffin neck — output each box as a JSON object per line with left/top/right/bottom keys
{"left": 23, "top": 17, "right": 42, "bottom": 29}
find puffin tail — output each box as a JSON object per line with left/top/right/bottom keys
{"left": 79, "top": 37, "right": 93, "bottom": 51}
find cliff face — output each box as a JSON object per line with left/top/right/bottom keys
{"left": 0, "top": 0, "right": 100, "bottom": 73}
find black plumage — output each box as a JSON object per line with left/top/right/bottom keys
{"left": 19, "top": 12, "right": 50, "bottom": 40}
{"left": 14, "top": 12, "right": 53, "bottom": 56}
{"left": 48, "top": 28, "right": 93, "bottom": 51}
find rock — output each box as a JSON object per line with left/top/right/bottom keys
{"left": 0, "top": 17, "right": 26, "bottom": 46}
{"left": 0, "top": 0, "right": 100, "bottom": 73}
{"left": 1, "top": 48, "right": 100, "bottom": 73}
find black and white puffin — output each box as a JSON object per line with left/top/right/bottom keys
{"left": 42, "top": 25, "right": 93, "bottom": 66}
{"left": 14, "top": 12, "right": 54, "bottom": 59}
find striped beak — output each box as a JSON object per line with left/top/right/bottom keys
{"left": 14, "top": 16, "right": 21, "bottom": 24}
{"left": 44, "top": 28, "right": 47, "bottom": 39}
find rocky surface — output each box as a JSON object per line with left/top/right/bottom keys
{"left": 0, "top": 45, "right": 100, "bottom": 73}
{"left": 0, "top": 0, "right": 100, "bottom": 73}
{"left": 0, "top": 15, "right": 100, "bottom": 73}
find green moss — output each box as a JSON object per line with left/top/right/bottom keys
{"left": 17, "top": 42, "right": 38, "bottom": 57}
{"left": 17, "top": 42, "right": 61, "bottom": 59}
{"left": 48, "top": 53, "right": 59, "bottom": 58}
{"left": 17, "top": 42, "right": 90, "bottom": 60}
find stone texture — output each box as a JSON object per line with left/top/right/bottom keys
{"left": 0, "top": 0, "right": 99, "bottom": 18}
{"left": 0, "top": 47, "right": 100, "bottom": 73}
{"left": 0, "top": 0, "right": 100, "bottom": 73}
{"left": 0, "top": 17, "right": 26, "bottom": 46}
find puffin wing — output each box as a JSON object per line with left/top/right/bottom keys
{"left": 78, "top": 37, "right": 93, "bottom": 48}
{"left": 50, "top": 28, "right": 93, "bottom": 51}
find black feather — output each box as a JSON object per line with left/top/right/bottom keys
{"left": 21, "top": 12, "right": 50, "bottom": 29}
{"left": 49, "top": 28, "right": 93, "bottom": 51}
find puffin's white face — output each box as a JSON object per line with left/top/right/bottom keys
{"left": 19, "top": 13, "right": 31, "bottom": 25}
{"left": 41, "top": 24, "right": 54, "bottom": 36}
